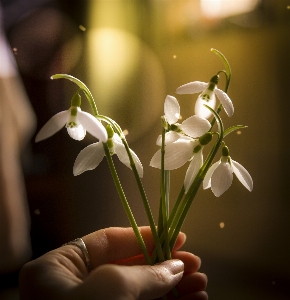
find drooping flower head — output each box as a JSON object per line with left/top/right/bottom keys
{"left": 176, "top": 75, "right": 234, "bottom": 119}
{"left": 203, "top": 146, "right": 253, "bottom": 197}
{"left": 73, "top": 125, "right": 143, "bottom": 177}
{"left": 35, "top": 92, "right": 107, "bottom": 143}
{"left": 151, "top": 130, "right": 213, "bottom": 193}
{"left": 157, "top": 95, "right": 212, "bottom": 145}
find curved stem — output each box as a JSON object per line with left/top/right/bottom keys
{"left": 210, "top": 48, "right": 231, "bottom": 92}
{"left": 51, "top": 74, "right": 99, "bottom": 115}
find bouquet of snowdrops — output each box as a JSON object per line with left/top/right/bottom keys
{"left": 35, "top": 48, "right": 253, "bottom": 270}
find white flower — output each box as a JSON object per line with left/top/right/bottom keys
{"left": 157, "top": 95, "right": 211, "bottom": 145}
{"left": 176, "top": 75, "right": 234, "bottom": 119}
{"left": 35, "top": 106, "right": 107, "bottom": 142}
{"left": 203, "top": 154, "right": 253, "bottom": 197}
{"left": 150, "top": 136, "right": 204, "bottom": 193}
{"left": 73, "top": 133, "right": 143, "bottom": 177}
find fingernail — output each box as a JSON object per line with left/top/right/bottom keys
{"left": 161, "top": 259, "right": 184, "bottom": 275}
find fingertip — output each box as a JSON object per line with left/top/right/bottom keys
{"left": 159, "top": 259, "right": 184, "bottom": 276}
{"left": 171, "top": 251, "right": 202, "bottom": 273}
{"left": 173, "top": 231, "right": 187, "bottom": 250}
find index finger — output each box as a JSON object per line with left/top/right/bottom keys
{"left": 82, "top": 226, "right": 186, "bottom": 269}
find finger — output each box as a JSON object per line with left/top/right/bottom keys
{"left": 176, "top": 272, "right": 208, "bottom": 295}
{"left": 116, "top": 251, "right": 201, "bottom": 276}
{"left": 73, "top": 259, "right": 184, "bottom": 300}
{"left": 82, "top": 226, "right": 186, "bottom": 269}
{"left": 172, "top": 251, "right": 201, "bottom": 274}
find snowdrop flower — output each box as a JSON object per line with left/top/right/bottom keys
{"left": 35, "top": 92, "right": 107, "bottom": 142}
{"left": 203, "top": 146, "right": 253, "bottom": 197}
{"left": 150, "top": 133, "right": 212, "bottom": 193}
{"left": 157, "top": 95, "right": 212, "bottom": 145}
{"left": 73, "top": 126, "right": 143, "bottom": 177}
{"left": 176, "top": 75, "right": 234, "bottom": 119}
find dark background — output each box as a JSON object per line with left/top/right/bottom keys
{"left": 1, "top": 0, "right": 290, "bottom": 299}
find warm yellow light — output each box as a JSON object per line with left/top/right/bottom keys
{"left": 200, "top": 0, "right": 260, "bottom": 19}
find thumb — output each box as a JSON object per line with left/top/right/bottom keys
{"left": 74, "top": 259, "right": 184, "bottom": 300}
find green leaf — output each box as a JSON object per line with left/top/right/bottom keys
{"left": 224, "top": 125, "right": 248, "bottom": 137}
{"left": 211, "top": 49, "right": 231, "bottom": 80}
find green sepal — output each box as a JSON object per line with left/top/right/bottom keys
{"left": 199, "top": 132, "right": 213, "bottom": 146}
{"left": 222, "top": 146, "right": 229, "bottom": 157}
{"left": 169, "top": 124, "right": 181, "bottom": 132}
{"left": 224, "top": 125, "right": 248, "bottom": 137}
{"left": 193, "top": 144, "right": 202, "bottom": 153}
{"left": 209, "top": 74, "right": 219, "bottom": 85}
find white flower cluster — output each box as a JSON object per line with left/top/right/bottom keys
{"left": 150, "top": 77, "right": 252, "bottom": 197}
{"left": 35, "top": 76, "right": 252, "bottom": 198}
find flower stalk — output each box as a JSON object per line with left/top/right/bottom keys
{"left": 102, "top": 142, "right": 152, "bottom": 265}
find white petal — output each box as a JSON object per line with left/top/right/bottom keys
{"left": 231, "top": 159, "right": 253, "bottom": 191}
{"left": 35, "top": 110, "right": 69, "bottom": 142}
{"left": 195, "top": 94, "right": 216, "bottom": 119}
{"left": 73, "top": 142, "right": 104, "bottom": 176}
{"left": 203, "top": 161, "right": 220, "bottom": 189}
{"left": 156, "top": 131, "right": 182, "bottom": 146}
{"left": 114, "top": 140, "right": 143, "bottom": 178}
{"left": 214, "top": 88, "right": 234, "bottom": 117}
{"left": 164, "top": 95, "right": 180, "bottom": 125}
{"left": 184, "top": 150, "right": 203, "bottom": 193}
{"left": 180, "top": 115, "right": 211, "bottom": 138}
{"left": 211, "top": 161, "right": 233, "bottom": 197}
{"left": 67, "top": 124, "right": 86, "bottom": 140}
{"left": 77, "top": 110, "right": 108, "bottom": 142}
{"left": 176, "top": 81, "right": 207, "bottom": 94}
{"left": 150, "top": 139, "right": 196, "bottom": 170}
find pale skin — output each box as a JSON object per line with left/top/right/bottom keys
{"left": 19, "top": 227, "right": 208, "bottom": 300}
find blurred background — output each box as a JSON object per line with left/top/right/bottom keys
{"left": 0, "top": 0, "right": 289, "bottom": 299}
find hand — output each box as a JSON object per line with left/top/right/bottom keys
{"left": 19, "top": 227, "right": 207, "bottom": 300}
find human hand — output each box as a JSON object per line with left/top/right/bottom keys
{"left": 19, "top": 227, "right": 207, "bottom": 300}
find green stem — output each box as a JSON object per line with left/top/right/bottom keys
{"left": 210, "top": 48, "right": 232, "bottom": 91}
{"left": 51, "top": 74, "right": 99, "bottom": 116}
{"left": 103, "top": 143, "right": 152, "bottom": 265}
{"left": 51, "top": 74, "right": 162, "bottom": 262}
{"left": 209, "top": 49, "right": 231, "bottom": 129}
{"left": 169, "top": 107, "right": 224, "bottom": 250}
{"left": 121, "top": 139, "right": 165, "bottom": 262}
{"left": 160, "top": 128, "right": 171, "bottom": 261}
